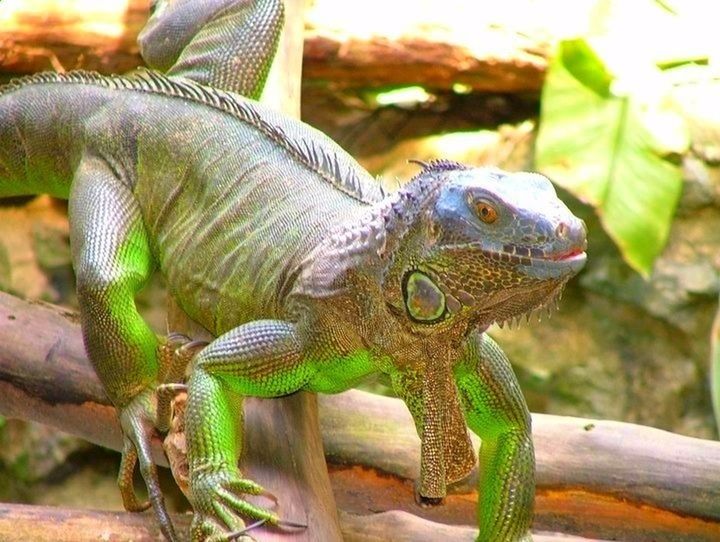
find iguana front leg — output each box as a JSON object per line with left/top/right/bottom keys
{"left": 453, "top": 331, "right": 535, "bottom": 542}
{"left": 185, "top": 320, "right": 311, "bottom": 541}
{"left": 69, "top": 156, "right": 177, "bottom": 541}
{"left": 389, "top": 360, "right": 476, "bottom": 503}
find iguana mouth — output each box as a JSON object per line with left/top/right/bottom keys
{"left": 480, "top": 245, "right": 587, "bottom": 269}
{"left": 546, "top": 247, "right": 586, "bottom": 262}
{"left": 499, "top": 242, "right": 586, "bottom": 262}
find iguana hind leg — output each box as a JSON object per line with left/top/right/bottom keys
{"left": 69, "top": 156, "right": 177, "bottom": 542}
{"left": 185, "top": 320, "right": 312, "bottom": 541}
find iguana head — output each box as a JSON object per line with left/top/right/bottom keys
{"left": 383, "top": 161, "right": 587, "bottom": 331}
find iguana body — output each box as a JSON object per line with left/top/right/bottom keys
{"left": 0, "top": 1, "right": 587, "bottom": 541}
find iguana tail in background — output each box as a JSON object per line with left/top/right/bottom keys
{"left": 139, "top": 0, "right": 283, "bottom": 98}
{"left": 0, "top": 0, "right": 285, "bottom": 202}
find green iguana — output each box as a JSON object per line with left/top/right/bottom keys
{"left": 0, "top": 0, "right": 587, "bottom": 541}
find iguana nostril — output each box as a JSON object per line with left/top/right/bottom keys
{"left": 555, "top": 222, "right": 569, "bottom": 239}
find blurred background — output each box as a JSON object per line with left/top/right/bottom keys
{"left": 0, "top": 0, "right": 718, "bottom": 515}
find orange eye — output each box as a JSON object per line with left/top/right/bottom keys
{"left": 475, "top": 201, "right": 498, "bottom": 224}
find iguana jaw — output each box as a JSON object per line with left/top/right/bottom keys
{"left": 471, "top": 244, "right": 586, "bottom": 328}
{"left": 404, "top": 229, "right": 587, "bottom": 330}
{"left": 492, "top": 281, "right": 568, "bottom": 329}
{"left": 478, "top": 243, "right": 587, "bottom": 281}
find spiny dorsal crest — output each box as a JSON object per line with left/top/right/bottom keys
{"left": 1, "top": 69, "right": 384, "bottom": 204}
{"left": 409, "top": 158, "right": 469, "bottom": 175}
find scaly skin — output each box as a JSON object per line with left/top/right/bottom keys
{"left": 0, "top": 2, "right": 587, "bottom": 541}
{"left": 139, "top": 0, "right": 283, "bottom": 99}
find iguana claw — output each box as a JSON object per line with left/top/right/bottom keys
{"left": 118, "top": 387, "right": 178, "bottom": 542}
{"left": 277, "top": 518, "right": 308, "bottom": 530}
{"left": 190, "top": 468, "right": 281, "bottom": 542}
{"left": 258, "top": 488, "right": 279, "bottom": 509}
{"left": 223, "top": 516, "right": 307, "bottom": 541}
{"left": 226, "top": 518, "right": 268, "bottom": 540}
{"left": 158, "top": 333, "right": 206, "bottom": 384}
{"left": 156, "top": 382, "right": 188, "bottom": 433}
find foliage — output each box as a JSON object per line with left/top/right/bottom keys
{"left": 534, "top": 0, "right": 716, "bottom": 276}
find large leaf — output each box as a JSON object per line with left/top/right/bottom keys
{"left": 535, "top": 38, "right": 687, "bottom": 276}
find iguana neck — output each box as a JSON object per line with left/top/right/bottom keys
{"left": 289, "top": 175, "right": 441, "bottom": 307}
{"left": 375, "top": 176, "right": 446, "bottom": 316}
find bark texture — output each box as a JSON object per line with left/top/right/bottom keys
{"left": 0, "top": 0, "right": 554, "bottom": 92}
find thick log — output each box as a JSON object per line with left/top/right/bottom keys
{"left": 1, "top": 291, "right": 720, "bottom": 541}
{"left": 0, "top": 0, "right": 149, "bottom": 74}
{"left": 0, "top": 503, "right": 192, "bottom": 542}
{"left": 322, "top": 392, "right": 720, "bottom": 542}
{"left": 303, "top": 0, "right": 550, "bottom": 92}
{"left": 338, "top": 511, "right": 608, "bottom": 542}
{"left": 0, "top": 503, "right": 605, "bottom": 542}
{"left": 0, "top": 0, "right": 559, "bottom": 92}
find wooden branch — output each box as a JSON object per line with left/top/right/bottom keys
{"left": 322, "top": 392, "right": 720, "bottom": 542}
{"left": 0, "top": 0, "right": 552, "bottom": 92}
{"left": 303, "top": 0, "right": 549, "bottom": 92}
{"left": 338, "top": 511, "right": 608, "bottom": 542}
{"left": 0, "top": 503, "right": 191, "bottom": 542}
{"left": 2, "top": 291, "right": 720, "bottom": 541}
{"left": 0, "top": 0, "right": 149, "bottom": 74}
{"left": 0, "top": 503, "right": 605, "bottom": 542}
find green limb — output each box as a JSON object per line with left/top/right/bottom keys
{"left": 454, "top": 331, "right": 534, "bottom": 542}
{"left": 185, "top": 320, "right": 312, "bottom": 542}
{"left": 69, "top": 157, "right": 177, "bottom": 542}
{"left": 69, "top": 156, "right": 158, "bottom": 404}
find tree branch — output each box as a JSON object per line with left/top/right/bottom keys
{"left": 0, "top": 0, "right": 549, "bottom": 92}
{"left": 0, "top": 502, "right": 607, "bottom": 542}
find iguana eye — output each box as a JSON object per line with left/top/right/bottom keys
{"left": 474, "top": 200, "right": 498, "bottom": 224}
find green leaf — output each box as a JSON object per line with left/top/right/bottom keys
{"left": 535, "top": 39, "right": 687, "bottom": 276}
{"left": 560, "top": 39, "right": 613, "bottom": 97}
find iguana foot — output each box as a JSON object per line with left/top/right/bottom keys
{"left": 158, "top": 332, "right": 208, "bottom": 384}
{"left": 190, "top": 467, "right": 280, "bottom": 542}
{"left": 413, "top": 481, "right": 444, "bottom": 507}
{"left": 156, "top": 382, "right": 188, "bottom": 433}
{"left": 118, "top": 387, "right": 178, "bottom": 542}
{"left": 157, "top": 334, "right": 207, "bottom": 432}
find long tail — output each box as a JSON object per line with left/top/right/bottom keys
{"left": 0, "top": 72, "right": 116, "bottom": 199}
